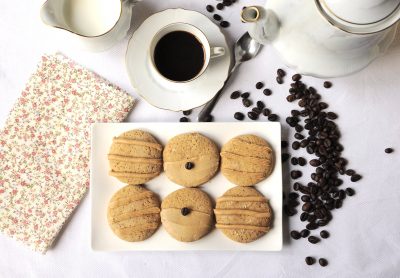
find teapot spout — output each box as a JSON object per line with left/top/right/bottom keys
{"left": 241, "top": 6, "right": 280, "bottom": 45}
{"left": 40, "top": 0, "right": 67, "bottom": 29}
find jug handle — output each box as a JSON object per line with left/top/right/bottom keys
{"left": 40, "top": 0, "right": 65, "bottom": 29}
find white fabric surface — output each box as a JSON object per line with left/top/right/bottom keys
{"left": 1, "top": 0, "right": 400, "bottom": 277}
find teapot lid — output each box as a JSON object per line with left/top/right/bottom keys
{"left": 317, "top": 0, "right": 400, "bottom": 33}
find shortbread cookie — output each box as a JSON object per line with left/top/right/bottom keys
{"left": 108, "top": 129, "right": 163, "bottom": 184}
{"left": 107, "top": 185, "right": 161, "bottom": 242}
{"left": 220, "top": 134, "right": 274, "bottom": 186}
{"left": 214, "top": 186, "right": 272, "bottom": 243}
{"left": 163, "top": 133, "right": 219, "bottom": 187}
{"left": 161, "top": 188, "right": 214, "bottom": 242}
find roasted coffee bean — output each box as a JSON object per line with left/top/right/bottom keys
{"left": 305, "top": 256, "right": 315, "bottom": 265}
{"left": 335, "top": 199, "right": 343, "bottom": 209}
{"left": 385, "top": 148, "right": 394, "bottom": 153}
{"left": 327, "top": 112, "right": 338, "bottom": 120}
{"left": 351, "top": 174, "right": 362, "bottom": 182}
{"left": 294, "top": 133, "right": 305, "bottom": 140}
{"left": 206, "top": 5, "right": 214, "bottom": 12}
{"left": 300, "top": 139, "right": 309, "bottom": 148}
{"left": 216, "top": 3, "right": 224, "bottom": 10}
{"left": 281, "top": 140, "right": 288, "bottom": 148}
{"left": 301, "top": 195, "right": 311, "bottom": 202}
{"left": 290, "top": 230, "right": 301, "bottom": 240}
{"left": 306, "top": 222, "right": 319, "bottom": 231}
{"left": 302, "top": 202, "right": 312, "bottom": 212}
{"left": 291, "top": 157, "right": 299, "bottom": 165}
{"left": 307, "top": 214, "right": 317, "bottom": 223}
{"left": 262, "top": 108, "right": 271, "bottom": 117}
{"left": 181, "top": 207, "right": 191, "bottom": 216}
{"left": 293, "top": 182, "right": 301, "bottom": 191}
{"left": 291, "top": 170, "right": 302, "bottom": 179}
{"left": 220, "top": 21, "right": 230, "bottom": 28}
{"left": 292, "top": 74, "right": 301, "bottom": 81}
{"left": 323, "top": 81, "right": 332, "bottom": 88}
{"left": 180, "top": 117, "right": 189, "bottom": 122}
{"left": 242, "top": 98, "right": 252, "bottom": 107}
{"left": 282, "top": 153, "right": 290, "bottom": 163}
{"left": 247, "top": 111, "right": 259, "bottom": 121}
{"left": 309, "top": 159, "right": 321, "bottom": 167}
{"left": 223, "top": 0, "right": 232, "bottom": 6}
{"left": 288, "top": 192, "right": 299, "bottom": 200}
{"left": 277, "top": 68, "right": 286, "bottom": 77}
{"left": 234, "top": 112, "right": 244, "bottom": 121}
{"left": 241, "top": 92, "right": 250, "bottom": 98}
{"left": 256, "top": 82, "right": 264, "bottom": 89}
{"left": 230, "top": 90, "right": 241, "bottom": 99}
{"left": 345, "top": 187, "right": 355, "bottom": 196}
{"left": 183, "top": 109, "right": 192, "bottom": 116}
{"left": 276, "top": 76, "right": 284, "bottom": 84}
{"left": 268, "top": 114, "right": 279, "bottom": 121}
{"left": 263, "top": 88, "right": 272, "bottom": 96}
{"left": 300, "top": 212, "right": 308, "bottom": 222}
{"left": 298, "top": 157, "right": 306, "bottom": 166}
{"left": 252, "top": 107, "right": 262, "bottom": 114}
{"left": 257, "top": 101, "right": 265, "bottom": 109}
{"left": 288, "top": 199, "right": 300, "bottom": 207}
{"left": 284, "top": 205, "right": 297, "bottom": 216}
{"left": 319, "top": 258, "right": 328, "bottom": 267}
{"left": 185, "top": 162, "right": 194, "bottom": 170}
{"left": 308, "top": 236, "right": 320, "bottom": 244}
{"left": 301, "top": 229, "right": 310, "bottom": 238}
{"left": 286, "top": 95, "right": 296, "bottom": 102}
{"left": 213, "top": 14, "right": 222, "bottom": 21}
{"left": 295, "top": 125, "right": 304, "bottom": 132}
{"left": 292, "top": 141, "right": 300, "bottom": 150}
{"left": 320, "top": 230, "right": 329, "bottom": 239}
{"left": 317, "top": 219, "right": 328, "bottom": 226}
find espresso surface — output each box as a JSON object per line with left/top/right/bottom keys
{"left": 154, "top": 31, "right": 205, "bottom": 82}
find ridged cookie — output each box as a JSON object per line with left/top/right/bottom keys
{"left": 161, "top": 188, "right": 214, "bottom": 242}
{"left": 220, "top": 134, "right": 274, "bottom": 186}
{"left": 163, "top": 133, "right": 219, "bottom": 187}
{"left": 108, "top": 129, "right": 163, "bottom": 184}
{"left": 107, "top": 185, "right": 161, "bottom": 242}
{"left": 214, "top": 186, "right": 272, "bottom": 243}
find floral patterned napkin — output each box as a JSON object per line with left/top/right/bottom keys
{"left": 0, "top": 54, "right": 135, "bottom": 253}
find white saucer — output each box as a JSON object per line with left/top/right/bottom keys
{"left": 126, "top": 9, "right": 231, "bottom": 111}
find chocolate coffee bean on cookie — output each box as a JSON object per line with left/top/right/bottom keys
{"left": 163, "top": 133, "right": 220, "bottom": 187}
{"left": 161, "top": 188, "right": 214, "bottom": 242}
{"left": 108, "top": 130, "right": 163, "bottom": 184}
{"left": 220, "top": 134, "right": 274, "bottom": 186}
{"left": 214, "top": 186, "right": 272, "bottom": 243}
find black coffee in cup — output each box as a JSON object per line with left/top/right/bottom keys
{"left": 154, "top": 31, "right": 205, "bottom": 82}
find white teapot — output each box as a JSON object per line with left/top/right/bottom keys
{"left": 241, "top": 0, "right": 400, "bottom": 77}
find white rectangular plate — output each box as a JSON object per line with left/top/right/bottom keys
{"left": 91, "top": 122, "right": 282, "bottom": 251}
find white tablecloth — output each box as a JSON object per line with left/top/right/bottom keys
{"left": 1, "top": 1, "right": 400, "bottom": 277}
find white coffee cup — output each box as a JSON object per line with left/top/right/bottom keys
{"left": 149, "top": 23, "right": 225, "bottom": 84}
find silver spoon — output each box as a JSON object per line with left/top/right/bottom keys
{"left": 198, "top": 32, "right": 262, "bottom": 122}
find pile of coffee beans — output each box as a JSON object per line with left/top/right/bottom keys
{"left": 205, "top": 0, "right": 238, "bottom": 28}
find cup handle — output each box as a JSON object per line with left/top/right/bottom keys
{"left": 210, "top": 47, "right": 225, "bottom": 58}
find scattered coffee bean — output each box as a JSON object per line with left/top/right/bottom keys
{"left": 301, "top": 229, "right": 310, "bottom": 238}
{"left": 223, "top": 0, "right": 232, "bottom": 6}
{"left": 290, "top": 230, "right": 301, "bottom": 240}
{"left": 292, "top": 74, "right": 302, "bottom": 81}
{"left": 292, "top": 141, "right": 300, "bottom": 150}
{"left": 319, "top": 258, "right": 328, "bottom": 267}
{"left": 385, "top": 148, "right": 394, "bottom": 153}
{"left": 300, "top": 212, "right": 308, "bottom": 222}
{"left": 213, "top": 14, "right": 222, "bottom": 21}
{"left": 263, "top": 108, "right": 271, "bottom": 117}
{"left": 345, "top": 187, "right": 355, "bottom": 196}
{"left": 241, "top": 92, "right": 250, "bottom": 99}
{"left": 305, "top": 256, "right": 315, "bottom": 265}
{"left": 263, "top": 88, "right": 272, "bottom": 96}
{"left": 256, "top": 101, "right": 265, "bottom": 109}
{"left": 256, "top": 82, "right": 264, "bottom": 89}
{"left": 298, "top": 157, "right": 306, "bottom": 166}
{"left": 282, "top": 153, "right": 290, "bottom": 163}
{"left": 180, "top": 117, "right": 189, "bottom": 122}
{"left": 320, "top": 230, "right": 329, "bottom": 239}
{"left": 291, "top": 170, "right": 302, "bottom": 179}
{"left": 220, "top": 21, "right": 230, "bottom": 28}
{"left": 308, "top": 236, "right": 320, "bottom": 244}
{"left": 327, "top": 112, "right": 338, "bottom": 120}
{"left": 181, "top": 207, "right": 191, "bottom": 216}
{"left": 277, "top": 68, "right": 286, "bottom": 77}
{"left": 323, "top": 81, "right": 332, "bottom": 88}
{"left": 230, "top": 91, "right": 241, "bottom": 99}
{"left": 276, "top": 76, "right": 283, "bottom": 84}
{"left": 309, "top": 159, "right": 321, "bottom": 167}
{"left": 252, "top": 107, "right": 262, "bottom": 114}
{"left": 288, "top": 192, "right": 299, "bottom": 200}
{"left": 234, "top": 112, "right": 244, "bottom": 121}
{"left": 345, "top": 169, "right": 355, "bottom": 176}
{"left": 216, "top": 3, "right": 224, "bottom": 10}
{"left": 281, "top": 140, "right": 288, "bottom": 148}
{"left": 242, "top": 98, "right": 252, "bottom": 107}
{"left": 183, "top": 109, "right": 192, "bottom": 116}
{"left": 350, "top": 174, "right": 362, "bottom": 182}
{"left": 206, "top": 5, "right": 214, "bottom": 12}
{"left": 247, "top": 111, "right": 259, "bottom": 121}
{"left": 185, "top": 162, "right": 194, "bottom": 170}
{"left": 268, "top": 114, "right": 278, "bottom": 121}
{"left": 291, "top": 157, "right": 298, "bottom": 165}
